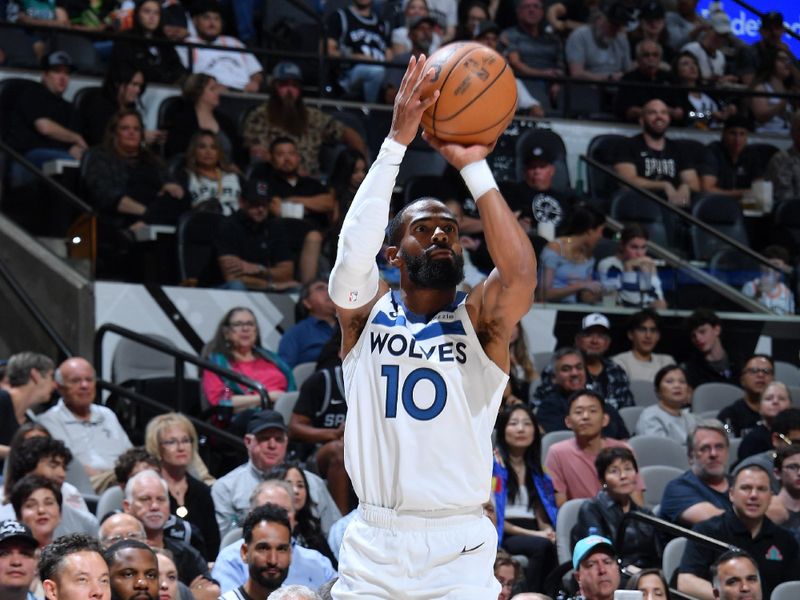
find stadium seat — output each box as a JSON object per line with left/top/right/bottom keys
{"left": 585, "top": 134, "right": 626, "bottom": 210}
{"left": 292, "top": 362, "right": 317, "bottom": 388}
{"left": 66, "top": 458, "right": 97, "bottom": 497}
{"left": 628, "top": 435, "right": 687, "bottom": 469}
{"left": 775, "top": 361, "right": 800, "bottom": 386}
{"left": 707, "top": 248, "right": 760, "bottom": 288}
{"left": 772, "top": 580, "right": 800, "bottom": 600}
{"left": 728, "top": 438, "right": 742, "bottom": 468}
{"left": 690, "top": 194, "right": 749, "bottom": 261}
{"left": 745, "top": 143, "right": 780, "bottom": 173}
{"left": 556, "top": 498, "right": 587, "bottom": 565}
{"left": 112, "top": 335, "right": 180, "bottom": 384}
{"left": 629, "top": 380, "right": 659, "bottom": 407}
{"left": 176, "top": 211, "right": 226, "bottom": 287}
{"left": 396, "top": 149, "right": 447, "bottom": 187}
{"left": 220, "top": 526, "right": 243, "bottom": 549}
{"left": 662, "top": 537, "right": 687, "bottom": 585}
{"left": 640, "top": 465, "right": 683, "bottom": 509}
{"left": 541, "top": 430, "right": 573, "bottom": 461}
{"left": 773, "top": 199, "right": 800, "bottom": 250}
{"left": 0, "top": 78, "right": 40, "bottom": 138}
{"left": 610, "top": 189, "right": 669, "bottom": 248}
{"left": 274, "top": 391, "right": 299, "bottom": 425}
{"left": 692, "top": 382, "right": 743, "bottom": 415}
{"left": 50, "top": 32, "right": 103, "bottom": 74}
{"left": 96, "top": 485, "right": 124, "bottom": 519}
{"left": 157, "top": 96, "right": 185, "bottom": 131}
{"left": 402, "top": 174, "right": 454, "bottom": 207}
{"left": 620, "top": 405, "right": 645, "bottom": 435}
{"left": 0, "top": 28, "right": 39, "bottom": 68}
{"left": 791, "top": 386, "right": 800, "bottom": 407}
{"left": 515, "top": 128, "right": 570, "bottom": 191}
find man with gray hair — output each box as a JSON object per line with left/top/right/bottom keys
{"left": 212, "top": 479, "right": 335, "bottom": 593}
{"left": 0, "top": 352, "right": 55, "bottom": 465}
{"left": 661, "top": 419, "right": 732, "bottom": 527}
{"left": 268, "top": 584, "right": 322, "bottom": 600}
{"left": 38, "top": 356, "right": 132, "bottom": 489}
{"left": 123, "top": 470, "right": 218, "bottom": 598}
{"left": 711, "top": 550, "right": 762, "bottom": 600}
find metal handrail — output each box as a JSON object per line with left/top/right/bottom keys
{"left": 0, "top": 259, "right": 75, "bottom": 360}
{"left": 580, "top": 154, "right": 792, "bottom": 277}
{"left": 94, "top": 323, "right": 270, "bottom": 413}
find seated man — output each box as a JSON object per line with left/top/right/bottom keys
{"left": 535, "top": 348, "right": 629, "bottom": 440}
{"left": 613, "top": 98, "right": 700, "bottom": 208}
{"left": 103, "top": 538, "right": 159, "bottom": 600}
{"left": 0, "top": 519, "right": 38, "bottom": 600}
{"left": 769, "top": 445, "right": 800, "bottom": 544}
{"left": 766, "top": 112, "right": 800, "bottom": 201}
{"left": 614, "top": 40, "right": 682, "bottom": 122}
{"left": 214, "top": 178, "right": 321, "bottom": 290}
{"left": 611, "top": 308, "right": 675, "bottom": 382}
{"left": 678, "top": 464, "right": 798, "bottom": 600}
{"left": 737, "top": 407, "right": 800, "bottom": 493}
{"left": 716, "top": 354, "right": 774, "bottom": 438}
{"left": 544, "top": 389, "right": 643, "bottom": 506}
{"left": 176, "top": 0, "right": 263, "bottom": 92}
{"left": 6, "top": 51, "right": 86, "bottom": 186}
{"left": 572, "top": 535, "right": 622, "bottom": 600}
{"left": 211, "top": 479, "right": 335, "bottom": 592}
{"left": 278, "top": 279, "right": 337, "bottom": 369}
{"left": 701, "top": 116, "right": 767, "bottom": 199}
{"left": 711, "top": 550, "right": 764, "bottom": 600}
{"left": 660, "top": 420, "right": 732, "bottom": 527}
{"left": 38, "top": 357, "right": 132, "bottom": 491}
{"left": 565, "top": 2, "right": 632, "bottom": 82}
{"left": 681, "top": 308, "right": 742, "bottom": 389}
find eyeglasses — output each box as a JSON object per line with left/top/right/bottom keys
{"left": 743, "top": 367, "right": 774, "bottom": 375}
{"left": 161, "top": 437, "right": 192, "bottom": 447}
{"left": 228, "top": 320, "right": 257, "bottom": 330}
{"left": 101, "top": 531, "right": 145, "bottom": 545}
{"left": 782, "top": 463, "right": 800, "bottom": 473}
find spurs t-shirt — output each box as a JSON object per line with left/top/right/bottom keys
{"left": 503, "top": 182, "right": 579, "bottom": 236}
{"left": 614, "top": 134, "right": 688, "bottom": 187}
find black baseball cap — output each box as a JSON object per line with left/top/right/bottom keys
{"left": 603, "top": 1, "right": 634, "bottom": 27}
{"left": 41, "top": 50, "right": 75, "bottom": 72}
{"left": 0, "top": 520, "right": 38, "bottom": 548}
{"left": 191, "top": 0, "right": 222, "bottom": 17}
{"left": 525, "top": 137, "right": 560, "bottom": 165}
{"left": 722, "top": 115, "right": 752, "bottom": 131}
{"left": 639, "top": 0, "right": 665, "bottom": 20}
{"left": 408, "top": 15, "right": 437, "bottom": 30}
{"left": 475, "top": 19, "right": 501, "bottom": 38}
{"left": 242, "top": 177, "right": 270, "bottom": 205}
{"left": 247, "top": 409, "right": 287, "bottom": 435}
{"left": 271, "top": 61, "right": 303, "bottom": 82}
{"left": 761, "top": 11, "right": 784, "bottom": 28}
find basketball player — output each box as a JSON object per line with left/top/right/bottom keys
{"left": 328, "top": 55, "right": 537, "bottom": 599}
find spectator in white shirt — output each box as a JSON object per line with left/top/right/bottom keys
{"left": 612, "top": 309, "right": 676, "bottom": 383}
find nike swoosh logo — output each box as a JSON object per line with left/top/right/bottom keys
{"left": 330, "top": 399, "right": 344, "bottom": 404}
{"left": 460, "top": 541, "right": 485, "bottom": 554}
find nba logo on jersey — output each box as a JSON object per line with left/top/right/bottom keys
{"left": 348, "top": 290, "right": 359, "bottom": 303}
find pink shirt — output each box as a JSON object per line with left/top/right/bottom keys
{"left": 202, "top": 356, "right": 287, "bottom": 406}
{"left": 544, "top": 437, "right": 645, "bottom": 500}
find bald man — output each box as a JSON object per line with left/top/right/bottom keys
{"left": 212, "top": 479, "right": 335, "bottom": 593}
{"left": 99, "top": 513, "right": 147, "bottom": 549}
{"left": 38, "top": 357, "right": 132, "bottom": 489}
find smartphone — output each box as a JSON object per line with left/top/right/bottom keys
{"left": 613, "top": 591, "right": 644, "bottom": 600}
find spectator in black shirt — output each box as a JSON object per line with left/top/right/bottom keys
{"left": 613, "top": 98, "right": 700, "bottom": 208}
{"left": 7, "top": 51, "right": 86, "bottom": 186}
{"left": 681, "top": 308, "right": 742, "bottom": 389}
{"left": 109, "top": 0, "right": 186, "bottom": 84}
{"left": 717, "top": 354, "right": 775, "bottom": 439}
{"left": 503, "top": 136, "right": 579, "bottom": 254}
{"left": 700, "top": 115, "right": 765, "bottom": 199}
{"left": 614, "top": 40, "right": 682, "bottom": 123}
{"left": 627, "top": 0, "right": 673, "bottom": 66}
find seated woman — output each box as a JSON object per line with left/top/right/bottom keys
{"left": 202, "top": 307, "right": 295, "bottom": 430}
{"left": 11, "top": 474, "right": 62, "bottom": 548}
{"left": 538, "top": 203, "right": 605, "bottom": 304}
{"left": 737, "top": 381, "right": 792, "bottom": 462}
{"left": 164, "top": 74, "right": 239, "bottom": 161}
{"left": 626, "top": 568, "right": 671, "bottom": 600}
{"left": 265, "top": 462, "right": 337, "bottom": 568}
{"left": 596, "top": 224, "right": 667, "bottom": 309}
{"left": 178, "top": 130, "right": 241, "bottom": 215}
{"left": 749, "top": 47, "right": 795, "bottom": 134}
{"left": 84, "top": 108, "right": 187, "bottom": 230}
{"left": 671, "top": 51, "right": 735, "bottom": 128}
{"left": 571, "top": 447, "right": 659, "bottom": 570}
{"left": 635, "top": 365, "right": 697, "bottom": 444}
{"left": 145, "top": 413, "right": 220, "bottom": 557}
{"left": 493, "top": 405, "right": 558, "bottom": 593}
{"left": 108, "top": 0, "right": 186, "bottom": 84}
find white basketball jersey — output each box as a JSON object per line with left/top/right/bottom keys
{"left": 342, "top": 290, "right": 508, "bottom": 512}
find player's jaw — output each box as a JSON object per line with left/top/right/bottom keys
{"left": 403, "top": 247, "right": 464, "bottom": 289}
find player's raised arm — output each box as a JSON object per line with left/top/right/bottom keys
{"left": 425, "top": 138, "right": 537, "bottom": 362}
{"left": 329, "top": 55, "right": 438, "bottom": 353}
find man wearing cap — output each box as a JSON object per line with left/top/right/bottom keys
{"left": 565, "top": 2, "right": 632, "bottom": 82}
{"left": 6, "top": 51, "right": 86, "bottom": 184}
{"left": 681, "top": 10, "right": 738, "bottom": 85}
{"left": 325, "top": 0, "right": 393, "bottom": 104}
{"left": 211, "top": 410, "right": 341, "bottom": 539}
{"left": 499, "top": 0, "right": 564, "bottom": 108}
{"left": 613, "top": 98, "right": 700, "bottom": 208}
{"left": 571, "top": 535, "right": 621, "bottom": 600}
{"left": 503, "top": 137, "right": 580, "bottom": 251}
{"left": 0, "top": 520, "right": 38, "bottom": 600}
{"left": 700, "top": 116, "right": 766, "bottom": 199}
{"left": 242, "top": 61, "right": 368, "bottom": 179}
{"left": 176, "top": 0, "right": 263, "bottom": 92}
{"left": 383, "top": 15, "right": 436, "bottom": 105}
{"left": 214, "top": 178, "right": 308, "bottom": 290}
{"left": 614, "top": 39, "right": 683, "bottom": 123}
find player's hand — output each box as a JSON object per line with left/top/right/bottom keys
{"left": 388, "top": 54, "right": 439, "bottom": 147}
{"left": 422, "top": 132, "right": 497, "bottom": 170}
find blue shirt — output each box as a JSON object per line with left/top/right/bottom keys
{"left": 278, "top": 317, "right": 335, "bottom": 368}
{"left": 211, "top": 537, "right": 335, "bottom": 593}
{"left": 327, "top": 509, "right": 356, "bottom": 560}
{"left": 660, "top": 470, "right": 731, "bottom": 525}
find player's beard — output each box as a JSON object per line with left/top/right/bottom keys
{"left": 404, "top": 249, "right": 465, "bottom": 289}
{"left": 250, "top": 563, "right": 289, "bottom": 590}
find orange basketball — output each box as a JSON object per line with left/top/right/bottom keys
{"left": 420, "top": 42, "right": 518, "bottom": 146}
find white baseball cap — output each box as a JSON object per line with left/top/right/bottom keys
{"left": 581, "top": 313, "right": 610, "bottom": 332}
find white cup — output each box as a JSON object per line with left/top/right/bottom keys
{"left": 537, "top": 221, "right": 555, "bottom": 241}
{"left": 614, "top": 592, "right": 644, "bottom": 600}
{"left": 281, "top": 201, "right": 304, "bottom": 219}
{"left": 752, "top": 180, "right": 774, "bottom": 213}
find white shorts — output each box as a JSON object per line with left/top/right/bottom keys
{"left": 331, "top": 503, "right": 500, "bottom": 600}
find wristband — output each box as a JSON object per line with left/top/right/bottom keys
{"left": 460, "top": 160, "right": 498, "bottom": 201}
